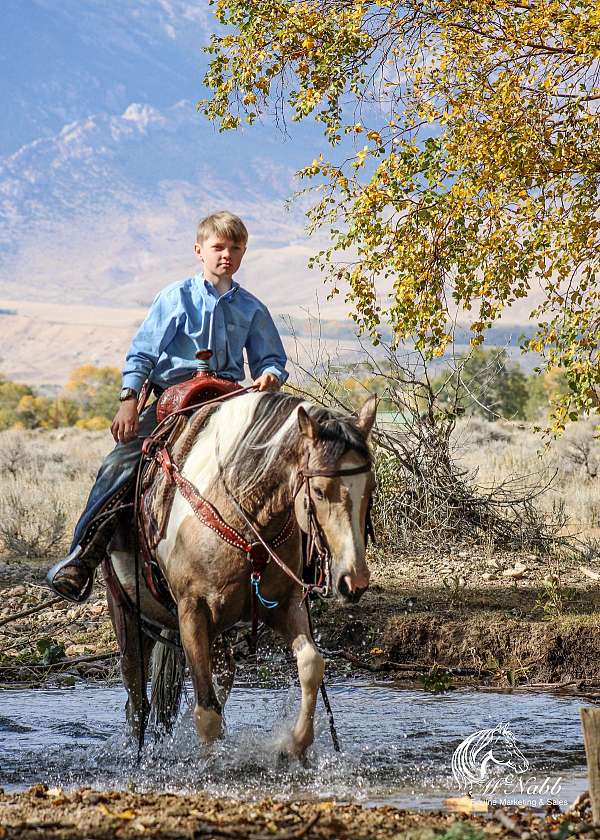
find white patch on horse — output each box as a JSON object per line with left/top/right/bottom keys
{"left": 157, "top": 392, "right": 264, "bottom": 570}
{"left": 181, "top": 393, "right": 262, "bottom": 496}
{"left": 337, "top": 453, "right": 370, "bottom": 563}
{"left": 157, "top": 492, "right": 192, "bottom": 574}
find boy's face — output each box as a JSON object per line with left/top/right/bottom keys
{"left": 195, "top": 234, "right": 246, "bottom": 282}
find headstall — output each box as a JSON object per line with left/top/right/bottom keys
{"left": 292, "top": 456, "right": 375, "bottom": 597}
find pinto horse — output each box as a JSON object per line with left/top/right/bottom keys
{"left": 106, "top": 391, "right": 376, "bottom": 758}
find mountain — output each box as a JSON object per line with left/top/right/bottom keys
{"left": 0, "top": 1, "right": 536, "bottom": 387}
{"left": 0, "top": 0, "right": 212, "bottom": 158}
{"left": 0, "top": 97, "right": 324, "bottom": 308}
{"left": 0, "top": 1, "right": 355, "bottom": 384}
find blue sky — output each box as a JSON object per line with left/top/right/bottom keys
{"left": 0, "top": 0, "right": 335, "bottom": 314}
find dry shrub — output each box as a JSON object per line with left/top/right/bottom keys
{"left": 557, "top": 418, "right": 600, "bottom": 479}
{"left": 0, "top": 481, "right": 67, "bottom": 557}
{"left": 0, "top": 427, "right": 113, "bottom": 559}
{"left": 288, "top": 337, "right": 570, "bottom": 554}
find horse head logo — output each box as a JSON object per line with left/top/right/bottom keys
{"left": 451, "top": 723, "right": 529, "bottom": 790}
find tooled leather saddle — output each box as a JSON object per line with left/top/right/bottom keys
{"left": 154, "top": 349, "right": 241, "bottom": 423}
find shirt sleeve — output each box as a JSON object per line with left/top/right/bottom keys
{"left": 245, "top": 306, "right": 289, "bottom": 384}
{"left": 121, "top": 289, "right": 180, "bottom": 392}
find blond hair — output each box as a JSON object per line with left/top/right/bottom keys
{"left": 196, "top": 211, "right": 248, "bottom": 245}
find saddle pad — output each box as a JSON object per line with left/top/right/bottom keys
{"left": 142, "top": 403, "right": 221, "bottom": 548}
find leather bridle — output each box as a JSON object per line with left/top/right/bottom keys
{"left": 292, "top": 455, "right": 375, "bottom": 597}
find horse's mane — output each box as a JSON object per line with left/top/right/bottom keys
{"left": 216, "top": 392, "right": 372, "bottom": 503}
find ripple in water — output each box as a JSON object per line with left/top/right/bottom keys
{"left": 0, "top": 681, "right": 588, "bottom": 809}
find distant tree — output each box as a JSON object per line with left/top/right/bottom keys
{"left": 433, "top": 349, "right": 529, "bottom": 421}
{"left": 524, "top": 366, "right": 570, "bottom": 421}
{"left": 11, "top": 395, "right": 78, "bottom": 429}
{"left": 75, "top": 415, "right": 111, "bottom": 431}
{"left": 65, "top": 364, "right": 120, "bottom": 422}
{"left": 0, "top": 379, "right": 35, "bottom": 430}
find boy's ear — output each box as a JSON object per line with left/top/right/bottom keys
{"left": 194, "top": 242, "right": 203, "bottom": 259}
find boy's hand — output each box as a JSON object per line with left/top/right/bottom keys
{"left": 253, "top": 372, "right": 281, "bottom": 392}
{"left": 111, "top": 399, "right": 139, "bottom": 443}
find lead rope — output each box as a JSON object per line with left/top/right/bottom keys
{"left": 224, "top": 480, "right": 340, "bottom": 752}
{"left": 132, "top": 448, "right": 148, "bottom": 761}
{"left": 304, "top": 594, "right": 340, "bottom": 752}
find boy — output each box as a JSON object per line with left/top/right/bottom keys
{"left": 47, "top": 211, "right": 288, "bottom": 603}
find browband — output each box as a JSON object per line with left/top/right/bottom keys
{"left": 301, "top": 463, "right": 372, "bottom": 479}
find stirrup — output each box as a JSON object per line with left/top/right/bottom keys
{"left": 46, "top": 545, "right": 95, "bottom": 604}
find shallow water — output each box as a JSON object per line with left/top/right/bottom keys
{"left": 0, "top": 681, "right": 588, "bottom": 809}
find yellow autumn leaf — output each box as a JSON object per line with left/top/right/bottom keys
{"left": 98, "top": 804, "right": 137, "bottom": 820}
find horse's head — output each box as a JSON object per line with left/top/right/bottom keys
{"left": 293, "top": 396, "right": 377, "bottom": 605}
{"left": 488, "top": 724, "right": 529, "bottom": 775}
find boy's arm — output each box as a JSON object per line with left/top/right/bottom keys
{"left": 121, "top": 289, "right": 179, "bottom": 393}
{"left": 245, "top": 306, "right": 288, "bottom": 389}
{"left": 112, "top": 290, "right": 179, "bottom": 443}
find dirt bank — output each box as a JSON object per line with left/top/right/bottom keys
{"left": 1, "top": 544, "right": 600, "bottom": 692}
{"left": 0, "top": 786, "right": 592, "bottom": 840}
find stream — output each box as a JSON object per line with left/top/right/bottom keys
{"left": 0, "top": 680, "right": 589, "bottom": 810}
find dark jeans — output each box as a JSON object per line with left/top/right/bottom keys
{"left": 70, "top": 403, "right": 158, "bottom": 550}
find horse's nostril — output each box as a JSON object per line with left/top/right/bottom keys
{"left": 337, "top": 575, "right": 352, "bottom": 599}
{"left": 337, "top": 577, "right": 366, "bottom": 603}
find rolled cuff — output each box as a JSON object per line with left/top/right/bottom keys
{"left": 260, "top": 365, "right": 289, "bottom": 384}
{"left": 121, "top": 372, "right": 147, "bottom": 393}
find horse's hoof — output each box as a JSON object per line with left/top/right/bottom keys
{"left": 276, "top": 740, "right": 309, "bottom": 767}
{"left": 276, "top": 750, "right": 291, "bottom": 770}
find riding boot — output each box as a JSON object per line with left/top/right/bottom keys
{"left": 46, "top": 538, "right": 107, "bottom": 604}
{"left": 46, "top": 480, "right": 134, "bottom": 603}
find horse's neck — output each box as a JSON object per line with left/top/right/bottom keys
{"left": 231, "top": 468, "right": 293, "bottom": 528}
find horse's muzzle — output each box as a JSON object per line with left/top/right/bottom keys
{"left": 337, "top": 574, "right": 368, "bottom": 604}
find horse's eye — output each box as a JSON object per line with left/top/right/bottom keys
{"left": 313, "top": 487, "right": 325, "bottom": 501}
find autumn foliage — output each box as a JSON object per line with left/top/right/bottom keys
{"left": 0, "top": 366, "right": 120, "bottom": 431}
{"left": 200, "top": 0, "right": 599, "bottom": 431}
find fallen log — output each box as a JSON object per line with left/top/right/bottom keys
{"left": 0, "top": 597, "right": 62, "bottom": 628}
{"left": 0, "top": 650, "right": 118, "bottom": 675}
{"left": 323, "top": 648, "right": 494, "bottom": 677}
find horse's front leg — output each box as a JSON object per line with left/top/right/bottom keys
{"left": 178, "top": 595, "right": 223, "bottom": 742}
{"left": 266, "top": 593, "right": 325, "bottom": 758}
{"left": 212, "top": 633, "right": 236, "bottom": 708}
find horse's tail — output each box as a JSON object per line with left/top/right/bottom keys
{"left": 149, "top": 631, "right": 186, "bottom": 734}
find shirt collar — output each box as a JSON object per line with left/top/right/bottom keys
{"left": 194, "top": 273, "right": 239, "bottom": 299}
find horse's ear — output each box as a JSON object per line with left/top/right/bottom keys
{"left": 297, "top": 406, "right": 319, "bottom": 440}
{"left": 355, "top": 395, "right": 378, "bottom": 437}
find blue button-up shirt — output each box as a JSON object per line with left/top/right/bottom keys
{"left": 122, "top": 274, "right": 288, "bottom": 392}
